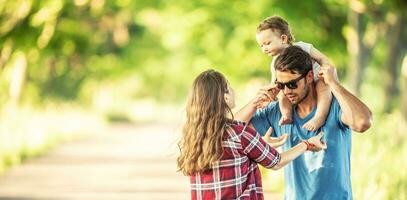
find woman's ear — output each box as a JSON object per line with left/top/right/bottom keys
{"left": 223, "top": 85, "right": 235, "bottom": 109}
{"left": 224, "top": 93, "right": 230, "bottom": 104}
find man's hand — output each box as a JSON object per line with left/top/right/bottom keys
{"left": 306, "top": 132, "right": 327, "bottom": 152}
{"left": 318, "top": 64, "right": 338, "bottom": 86}
{"left": 262, "top": 127, "right": 288, "bottom": 148}
{"left": 253, "top": 84, "right": 280, "bottom": 109}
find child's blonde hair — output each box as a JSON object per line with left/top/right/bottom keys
{"left": 257, "top": 16, "right": 295, "bottom": 45}
{"left": 177, "top": 69, "right": 232, "bottom": 176}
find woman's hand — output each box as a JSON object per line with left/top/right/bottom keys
{"left": 253, "top": 84, "right": 280, "bottom": 109}
{"left": 306, "top": 132, "right": 327, "bottom": 151}
{"left": 262, "top": 127, "right": 288, "bottom": 148}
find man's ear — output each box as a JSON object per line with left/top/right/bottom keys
{"left": 307, "top": 71, "right": 314, "bottom": 83}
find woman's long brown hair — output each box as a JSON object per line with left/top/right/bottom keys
{"left": 177, "top": 69, "right": 232, "bottom": 176}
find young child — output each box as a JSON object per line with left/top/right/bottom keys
{"left": 256, "top": 16, "right": 334, "bottom": 131}
{"left": 177, "top": 69, "right": 326, "bottom": 200}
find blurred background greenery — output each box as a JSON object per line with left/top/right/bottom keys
{"left": 0, "top": 0, "right": 406, "bottom": 199}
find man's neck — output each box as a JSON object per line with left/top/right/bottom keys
{"left": 296, "top": 86, "right": 317, "bottom": 118}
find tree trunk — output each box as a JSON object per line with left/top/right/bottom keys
{"left": 347, "top": 1, "right": 370, "bottom": 96}
{"left": 401, "top": 54, "right": 407, "bottom": 121}
{"left": 383, "top": 14, "right": 403, "bottom": 113}
{"left": 0, "top": 39, "right": 13, "bottom": 69}
{"left": 6, "top": 52, "right": 27, "bottom": 110}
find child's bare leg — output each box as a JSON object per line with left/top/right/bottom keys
{"left": 303, "top": 80, "right": 332, "bottom": 131}
{"left": 279, "top": 92, "right": 293, "bottom": 125}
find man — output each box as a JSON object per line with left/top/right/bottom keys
{"left": 236, "top": 46, "right": 372, "bottom": 199}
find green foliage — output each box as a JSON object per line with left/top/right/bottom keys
{"left": 352, "top": 111, "right": 407, "bottom": 199}
{"left": 0, "top": 0, "right": 351, "bottom": 103}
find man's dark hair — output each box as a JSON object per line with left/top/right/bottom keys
{"left": 275, "top": 46, "right": 312, "bottom": 75}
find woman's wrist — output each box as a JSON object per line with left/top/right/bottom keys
{"left": 299, "top": 141, "right": 308, "bottom": 151}
{"left": 302, "top": 140, "right": 315, "bottom": 151}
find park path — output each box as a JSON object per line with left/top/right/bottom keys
{"left": 0, "top": 123, "right": 282, "bottom": 200}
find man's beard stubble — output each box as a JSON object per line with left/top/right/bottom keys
{"left": 291, "top": 80, "right": 310, "bottom": 106}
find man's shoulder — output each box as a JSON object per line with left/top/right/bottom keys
{"left": 253, "top": 101, "right": 281, "bottom": 121}
{"left": 262, "top": 101, "right": 281, "bottom": 113}
{"left": 250, "top": 101, "right": 281, "bottom": 136}
{"left": 326, "top": 96, "right": 341, "bottom": 116}
{"left": 327, "top": 97, "right": 351, "bottom": 130}
{"left": 329, "top": 96, "right": 340, "bottom": 109}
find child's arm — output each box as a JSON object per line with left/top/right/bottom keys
{"left": 309, "top": 46, "right": 333, "bottom": 67}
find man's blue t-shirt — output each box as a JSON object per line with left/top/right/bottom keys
{"left": 251, "top": 98, "right": 352, "bottom": 200}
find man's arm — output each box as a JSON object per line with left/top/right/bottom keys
{"left": 319, "top": 65, "right": 372, "bottom": 133}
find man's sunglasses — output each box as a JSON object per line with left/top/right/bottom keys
{"left": 274, "top": 72, "right": 308, "bottom": 90}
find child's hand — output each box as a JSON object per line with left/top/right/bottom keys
{"left": 318, "top": 64, "right": 338, "bottom": 86}
{"left": 262, "top": 127, "right": 288, "bottom": 148}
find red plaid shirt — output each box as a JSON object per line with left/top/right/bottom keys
{"left": 190, "top": 120, "right": 281, "bottom": 200}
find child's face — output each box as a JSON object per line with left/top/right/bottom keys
{"left": 256, "top": 29, "right": 287, "bottom": 57}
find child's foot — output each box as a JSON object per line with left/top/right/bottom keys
{"left": 303, "top": 116, "right": 325, "bottom": 131}
{"left": 279, "top": 115, "right": 293, "bottom": 125}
